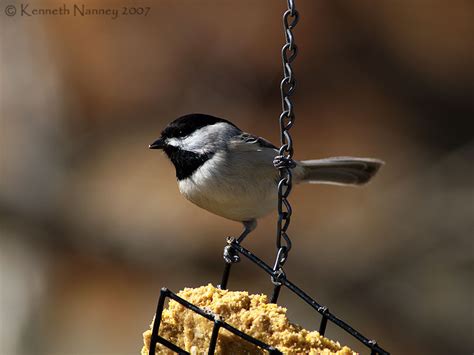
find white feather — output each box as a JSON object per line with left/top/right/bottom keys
{"left": 178, "top": 134, "right": 279, "bottom": 222}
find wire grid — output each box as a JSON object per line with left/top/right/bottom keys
{"left": 148, "top": 287, "right": 281, "bottom": 355}
{"left": 148, "top": 238, "right": 389, "bottom": 355}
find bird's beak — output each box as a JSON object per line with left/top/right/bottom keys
{"left": 149, "top": 138, "right": 165, "bottom": 149}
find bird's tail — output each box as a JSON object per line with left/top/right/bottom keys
{"left": 295, "top": 157, "right": 384, "bottom": 186}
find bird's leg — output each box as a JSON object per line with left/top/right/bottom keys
{"left": 220, "top": 220, "right": 257, "bottom": 289}
{"left": 237, "top": 219, "right": 257, "bottom": 243}
{"left": 223, "top": 220, "right": 257, "bottom": 263}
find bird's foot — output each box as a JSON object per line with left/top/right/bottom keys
{"left": 273, "top": 155, "right": 296, "bottom": 169}
{"left": 223, "top": 238, "right": 240, "bottom": 263}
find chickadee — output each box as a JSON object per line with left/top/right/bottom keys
{"left": 150, "top": 113, "right": 383, "bottom": 245}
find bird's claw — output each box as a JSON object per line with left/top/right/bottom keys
{"left": 223, "top": 245, "right": 240, "bottom": 263}
{"left": 273, "top": 155, "right": 296, "bottom": 169}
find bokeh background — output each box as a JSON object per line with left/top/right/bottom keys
{"left": 1, "top": 1, "right": 473, "bottom": 354}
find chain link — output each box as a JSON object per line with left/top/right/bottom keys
{"left": 274, "top": 0, "right": 299, "bottom": 274}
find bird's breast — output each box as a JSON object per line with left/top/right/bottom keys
{"left": 177, "top": 151, "right": 278, "bottom": 222}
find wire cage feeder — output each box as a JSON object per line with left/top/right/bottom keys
{"left": 148, "top": 1, "right": 389, "bottom": 354}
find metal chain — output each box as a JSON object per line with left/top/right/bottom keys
{"left": 273, "top": 0, "right": 299, "bottom": 278}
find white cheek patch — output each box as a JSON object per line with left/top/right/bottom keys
{"left": 168, "top": 122, "right": 237, "bottom": 154}
{"left": 166, "top": 137, "right": 181, "bottom": 147}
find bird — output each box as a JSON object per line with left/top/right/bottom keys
{"left": 149, "top": 113, "right": 383, "bottom": 253}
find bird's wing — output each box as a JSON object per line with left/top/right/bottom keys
{"left": 229, "top": 133, "right": 278, "bottom": 152}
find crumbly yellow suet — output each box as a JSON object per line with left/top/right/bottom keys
{"left": 142, "top": 284, "right": 355, "bottom": 355}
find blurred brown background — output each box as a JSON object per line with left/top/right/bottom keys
{"left": 1, "top": 1, "right": 473, "bottom": 354}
